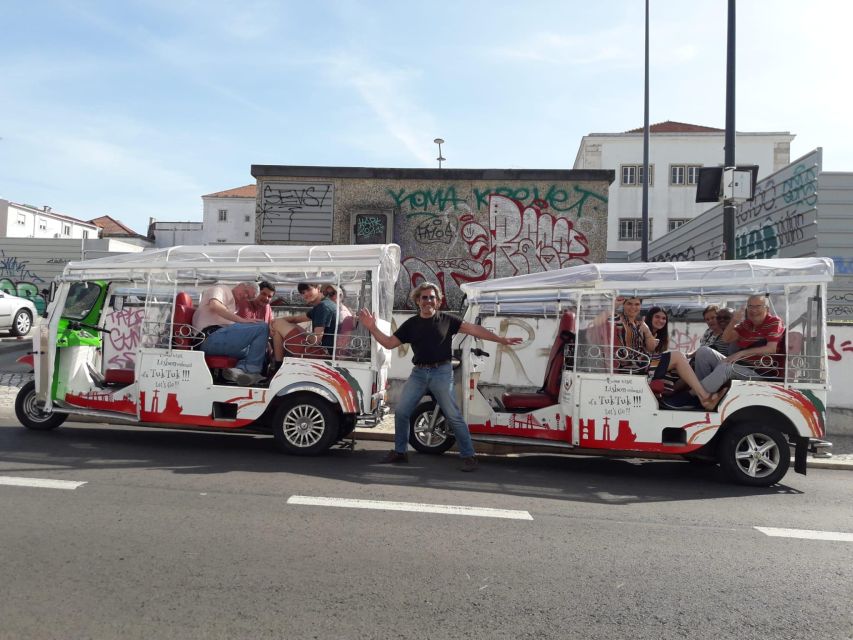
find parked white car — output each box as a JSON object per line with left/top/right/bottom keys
{"left": 0, "top": 291, "right": 36, "bottom": 336}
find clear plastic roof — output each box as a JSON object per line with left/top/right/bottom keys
{"left": 61, "top": 244, "right": 401, "bottom": 283}
{"left": 461, "top": 257, "right": 834, "bottom": 302}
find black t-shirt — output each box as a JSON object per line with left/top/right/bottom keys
{"left": 394, "top": 312, "right": 463, "bottom": 365}
{"left": 307, "top": 298, "right": 338, "bottom": 349}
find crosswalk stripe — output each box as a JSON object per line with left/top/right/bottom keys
{"left": 287, "top": 495, "right": 533, "bottom": 520}
{"left": 755, "top": 526, "right": 853, "bottom": 542}
{"left": 0, "top": 475, "right": 87, "bottom": 490}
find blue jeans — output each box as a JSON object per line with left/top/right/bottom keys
{"left": 393, "top": 363, "right": 475, "bottom": 458}
{"left": 198, "top": 323, "right": 269, "bottom": 374}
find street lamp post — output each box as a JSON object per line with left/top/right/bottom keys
{"left": 434, "top": 138, "right": 446, "bottom": 169}
{"left": 723, "top": 0, "right": 736, "bottom": 259}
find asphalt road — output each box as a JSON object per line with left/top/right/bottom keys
{"left": 1, "top": 420, "right": 851, "bottom": 640}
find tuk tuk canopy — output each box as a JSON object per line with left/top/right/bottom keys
{"left": 461, "top": 258, "right": 835, "bottom": 304}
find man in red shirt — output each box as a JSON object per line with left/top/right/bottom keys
{"left": 693, "top": 294, "right": 785, "bottom": 393}
{"left": 237, "top": 281, "right": 275, "bottom": 324}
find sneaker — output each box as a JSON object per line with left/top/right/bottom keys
{"left": 222, "top": 367, "right": 257, "bottom": 386}
{"left": 460, "top": 456, "right": 478, "bottom": 472}
{"left": 379, "top": 450, "right": 408, "bottom": 464}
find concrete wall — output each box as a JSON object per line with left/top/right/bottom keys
{"left": 0, "top": 238, "right": 143, "bottom": 314}
{"left": 251, "top": 167, "right": 613, "bottom": 309}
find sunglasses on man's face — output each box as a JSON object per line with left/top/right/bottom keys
{"left": 420, "top": 295, "right": 436, "bottom": 301}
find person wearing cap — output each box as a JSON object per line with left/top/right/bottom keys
{"left": 358, "top": 281, "right": 523, "bottom": 472}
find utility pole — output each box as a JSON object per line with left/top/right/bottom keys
{"left": 641, "top": 0, "right": 650, "bottom": 262}
{"left": 723, "top": 0, "right": 736, "bottom": 259}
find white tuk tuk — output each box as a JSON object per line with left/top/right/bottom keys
{"left": 409, "top": 257, "right": 833, "bottom": 486}
{"left": 16, "top": 244, "right": 400, "bottom": 455}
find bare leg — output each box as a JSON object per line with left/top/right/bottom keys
{"left": 666, "top": 351, "right": 720, "bottom": 410}
{"left": 271, "top": 318, "right": 299, "bottom": 361}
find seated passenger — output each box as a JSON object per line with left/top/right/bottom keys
{"left": 270, "top": 282, "right": 338, "bottom": 367}
{"left": 192, "top": 282, "right": 270, "bottom": 386}
{"left": 237, "top": 280, "right": 275, "bottom": 323}
{"left": 614, "top": 296, "right": 719, "bottom": 411}
{"left": 645, "top": 305, "right": 669, "bottom": 354}
{"left": 322, "top": 284, "right": 353, "bottom": 322}
{"left": 693, "top": 295, "right": 784, "bottom": 393}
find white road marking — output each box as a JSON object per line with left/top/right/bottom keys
{"left": 755, "top": 526, "right": 853, "bottom": 542}
{"left": 287, "top": 495, "right": 533, "bottom": 520}
{"left": 0, "top": 475, "right": 87, "bottom": 490}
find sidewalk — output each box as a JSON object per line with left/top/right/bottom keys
{"left": 1, "top": 371, "right": 850, "bottom": 471}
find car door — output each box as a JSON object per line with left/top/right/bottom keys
{"left": 0, "top": 292, "right": 12, "bottom": 329}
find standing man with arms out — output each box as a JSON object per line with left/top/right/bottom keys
{"left": 359, "top": 282, "right": 523, "bottom": 472}
{"left": 192, "top": 281, "right": 269, "bottom": 386}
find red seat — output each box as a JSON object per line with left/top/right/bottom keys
{"left": 172, "top": 292, "right": 238, "bottom": 371}
{"left": 104, "top": 369, "right": 135, "bottom": 385}
{"left": 502, "top": 312, "right": 575, "bottom": 411}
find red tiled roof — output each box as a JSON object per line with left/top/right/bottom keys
{"left": 89, "top": 215, "right": 141, "bottom": 236}
{"left": 202, "top": 184, "right": 257, "bottom": 198}
{"left": 624, "top": 120, "right": 724, "bottom": 133}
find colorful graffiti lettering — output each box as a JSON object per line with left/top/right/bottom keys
{"left": 105, "top": 307, "right": 145, "bottom": 368}
{"left": 827, "top": 333, "right": 853, "bottom": 362}
{"left": 398, "top": 193, "right": 593, "bottom": 307}
{"left": 669, "top": 326, "right": 698, "bottom": 353}
{"left": 0, "top": 251, "right": 47, "bottom": 314}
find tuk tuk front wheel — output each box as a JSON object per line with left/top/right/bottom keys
{"left": 15, "top": 381, "right": 67, "bottom": 431}
{"left": 718, "top": 422, "right": 790, "bottom": 486}
{"left": 409, "top": 400, "right": 455, "bottom": 454}
{"left": 272, "top": 393, "right": 339, "bottom": 456}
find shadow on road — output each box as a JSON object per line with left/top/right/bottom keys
{"left": 0, "top": 419, "right": 804, "bottom": 505}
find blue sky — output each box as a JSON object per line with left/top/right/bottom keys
{"left": 2, "top": 0, "right": 850, "bottom": 234}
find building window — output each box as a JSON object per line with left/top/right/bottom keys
{"left": 671, "top": 164, "right": 702, "bottom": 186}
{"left": 621, "top": 164, "right": 654, "bottom": 186}
{"left": 244, "top": 215, "right": 251, "bottom": 223}
{"left": 218, "top": 209, "right": 228, "bottom": 222}
{"left": 62, "top": 224, "right": 71, "bottom": 235}
{"left": 244, "top": 231, "right": 250, "bottom": 237}
{"left": 668, "top": 218, "right": 690, "bottom": 232}
{"left": 618, "top": 218, "right": 652, "bottom": 241}
{"left": 38, "top": 218, "right": 47, "bottom": 230}
{"left": 16, "top": 213, "right": 26, "bottom": 226}
{"left": 82, "top": 230, "right": 89, "bottom": 239}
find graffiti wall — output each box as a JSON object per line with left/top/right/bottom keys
{"left": 253, "top": 168, "right": 613, "bottom": 310}
{"left": 0, "top": 239, "right": 145, "bottom": 316}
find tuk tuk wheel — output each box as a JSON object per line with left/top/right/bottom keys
{"left": 718, "top": 422, "right": 790, "bottom": 486}
{"left": 15, "top": 381, "right": 68, "bottom": 431}
{"left": 409, "top": 400, "right": 455, "bottom": 454}
{"left": 272, "top": 393, "right": 338, "bottom": 456}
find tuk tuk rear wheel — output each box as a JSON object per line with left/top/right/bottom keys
{"left": 718, "top": 422, "right": 790, "bottom": 486}
{"left": 15, "top": 381, "right": 67, "bottom": 431}
{"left": 272, "top": 393, "right": 339, "bottom": 456}
{"left": 409, "top": 400, "right": 455, "bottom": 454}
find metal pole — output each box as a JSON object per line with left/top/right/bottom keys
{"left": 723, "top": 0, "right": 736, "bottom": 259}
{"left": 641, "top": 0, "right": 650, "bottom": 262}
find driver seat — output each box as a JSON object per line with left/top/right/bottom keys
{"left": 501, "top": 312, "right": 575, "bottom": 411}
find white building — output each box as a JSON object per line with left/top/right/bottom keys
{"left": 0, "top": 199, "right": 101, "bottom": 240}
{"left": 147, "top": 220, "right": 204, "bottom": 248}
{"left": 201, "top": 184, "right": 257, "bottom": 244}
{"left": 572, "top": 121, "right": 794, "bottom": 257}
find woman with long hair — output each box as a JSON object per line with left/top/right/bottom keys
{"left": 645, "top": 306, "right": 669, "bottom": 353}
